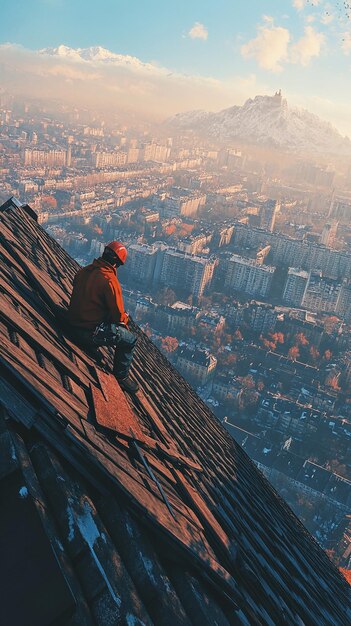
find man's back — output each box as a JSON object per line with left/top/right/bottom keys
{"left": 68, "top": 258, "right": 126, "bottom": 329}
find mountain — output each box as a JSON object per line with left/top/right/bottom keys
{"left": 39, "top": 44, "right": 161, "bottom": 73}
{"left": 168, "top": 92, "right": 351, "bottom": 155}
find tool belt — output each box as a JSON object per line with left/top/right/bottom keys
{"left": 92, "top": 322, "right": 120, "bottom": 346}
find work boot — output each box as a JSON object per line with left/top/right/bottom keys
{"left": 116, "top": 375, "right": 139, "bottom": 394}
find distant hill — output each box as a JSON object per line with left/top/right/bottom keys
{"left": 167, "top": 92, "right": 351, "bottom": 156}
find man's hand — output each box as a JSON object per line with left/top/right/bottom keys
{"left": 120, "top": 312, "right": 129, "bottom": 327}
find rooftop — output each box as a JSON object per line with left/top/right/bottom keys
{"left": 0, "top": 197, "right": 350, "bottom": 625}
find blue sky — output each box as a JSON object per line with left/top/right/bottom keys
{"left": 1, "top": 0, "right": 351, "bottom": 132}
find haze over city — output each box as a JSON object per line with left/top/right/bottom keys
{"left": 1, "top": 0, "right": 351, "bottom": 132}
{"left": 1, "top": 0, "right": 351, "bottom": 621}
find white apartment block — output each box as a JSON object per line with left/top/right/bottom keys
{"left": 162, "top": 192, "right": 207, "bottom": 219}
{"left": 336, "top": 283, "right": 351, "bottom": 322}
{"left": 24, "top": 148, "right": 70, "bottom": 167}
{"left": 283, "top": 268, "right": 310, "bottom": 307}
{"left": 225, "top": 254, "right": 274, "bottom": 298}
{"left": 302, "top": 273, "right": 342, "bottom": 314}
{"left": 160, "top": 250, "right": 216, "bottom": 298}
{"left": 127, "top": 244, "right": 158, "bottom": 284}
{"left": 232, "top": 223, "right": 351, "bottom": 280}
{"left": 92, "top": 151, "right": 127, "bottom": 168}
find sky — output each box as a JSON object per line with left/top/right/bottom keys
{"left": 1, "top": 0, "right": 351, "bottom": 133}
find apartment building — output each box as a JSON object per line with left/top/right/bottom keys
{"left": 283, "top": 268, "right": 310, "bottom": 307}
{"left": 160, "top": 250, "right": 216, "bottom": 298}
{"left": 302, "top": 273, "right": 342, "bottom": 314}
{"left": 225, "top": 254, "right": 275, "bottom": 298}
{"left": 176, "top": 345, "right": 217, "bottom": 386}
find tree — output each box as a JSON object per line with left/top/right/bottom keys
{"left": 295, "top": 332, "right": 309, "bottom": 346}
{"left": 326, "top": 372, "right": 340, "bottom": 391}
{"left": 238, "top": 387, "right": 259, "bottom": 414}
{"left": 309, "top": 345, "right": 320, "bottom": 364}
{"left": 41, "top": 195, "right": 57, "bottom": 210}
{"left": 271, "top": 331, "right": 284, "bottom": 344}
{"left": 261, "top": 335, "right": 277, "bottom": 351}
{"left": 288, "top": 346, "right": 300, "bottom": 360}
{"left": 324, "top": 316, "right": 339, "bottom": 334}
{"left": 239, "top": 374, "right": 255, "bottom": 389}
{"left": 161, "top": 336, "right": 179, "bottom": 353}
{"left": 218, "top": 351, "right": 237, "bottom": 368}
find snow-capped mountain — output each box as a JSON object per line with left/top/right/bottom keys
{"left": 168, "top": 92, "right": 351, "bottom": 155}
{"left": 39, "top": 45, "right": 161, "bottom": 73}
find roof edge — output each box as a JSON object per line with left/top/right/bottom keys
{"left": 0, "top": 197, "right": 38, "bottom": 222}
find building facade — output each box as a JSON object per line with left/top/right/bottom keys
{"left": 225, "top": 254, "right": 275, "bottom": 298}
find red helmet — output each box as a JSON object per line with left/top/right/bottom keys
{"left": 105, "top": 241, "right": 127, "bottom": 264}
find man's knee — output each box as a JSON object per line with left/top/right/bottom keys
{"left": 116, "top": 326, "right": 137, "bottom": 348}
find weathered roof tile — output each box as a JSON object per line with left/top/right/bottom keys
{"left": 1, "top": 199, "right": 351, "bottom": 625}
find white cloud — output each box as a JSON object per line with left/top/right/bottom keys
{"left": 293, "top": 0, "right": 305, "bottom": 11}
{"left": 188, "top": 22, "right": 208, "bottom": 41}
{"left": 0, "top": 43, "right": 265, "bottom": 119}
{"left": 241, "top": 24, "right": 290, "bottom": 72}
{"left": 290, "top": 26, "right": 325, "bottom": 65}
{"left": 293, "top": 0, "right": 321, "bottom": 11}
{"left": 45, "top": 64, "right": 101, "bottom": 81}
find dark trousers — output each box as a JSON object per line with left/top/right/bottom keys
{"left": 73, "top": 324, "right": 137, "bottom": 379}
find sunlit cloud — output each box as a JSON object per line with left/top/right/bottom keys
{"left": 241, "top": 18, "right": 325, "bottom": 72}
{"left": 241, "top": 24, "right": 290, "bottom": 72}
{"left": 293, "top": 0, "right": 305, "bottom": 11}
{"left": 293, "top": 0, "right": 321, "bottom": 11}
{"left": 188, "top": 22, "right": 208, "bottom": 41}
{"left": 290, "top": 26, "right": 325, "bottom": 66}
{"left": 0, "top": 43, "right": 264, "bottom": 119}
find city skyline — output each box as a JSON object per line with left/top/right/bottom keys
{"left": 1, "top": 1, "right": 351, "bottom": 133}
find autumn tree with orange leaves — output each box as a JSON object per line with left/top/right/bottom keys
{"left": 272, "top": 332, "right": 284, "bottom": 344}
{"left": 261, "top": 336, "right": 277, "bottom": 351}
{"left": 309, "top": 345, "right": 320, "bottom": 364}
{"left": 161, "top": 336, "right": 179, "bottom": 353}
{"left": 295, "top": 332, "right": 309, "bottom": 346}
{"left": 288, "top": 346, "right": 300, "bottom": 360}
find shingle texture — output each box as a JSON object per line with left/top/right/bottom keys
{"left": 0, "top": 198, "right": 351, "bottom": 625}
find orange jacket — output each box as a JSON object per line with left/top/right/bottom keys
{"left": 67, "top": 258, "right": 128, "bottom": 329}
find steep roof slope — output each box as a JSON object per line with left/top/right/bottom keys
{"left": 0, "top": 198, "right": 350, "bottom": 625}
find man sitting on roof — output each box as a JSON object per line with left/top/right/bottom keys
{"left": 68, "top": 241, "right": 139, "bottom": 393}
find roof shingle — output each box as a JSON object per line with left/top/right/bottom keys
{"left": 1, "top": 198, "right": 351, "bottom": 625}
